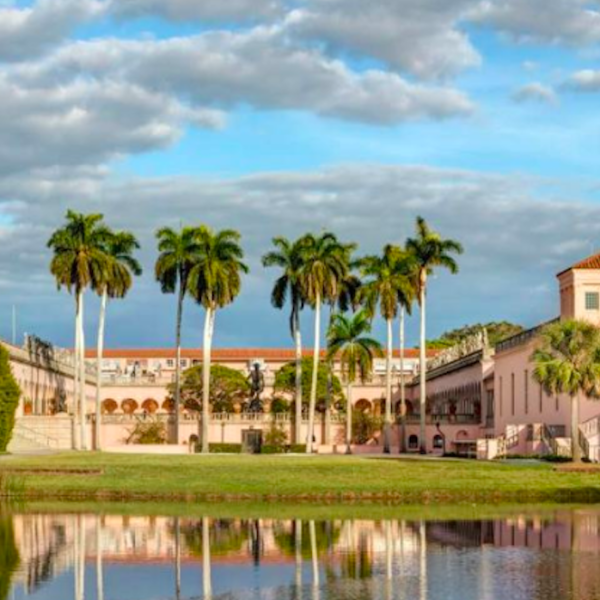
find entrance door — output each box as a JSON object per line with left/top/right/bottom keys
{"left": 242, "top": 430, "right": 263, "bottom": 454}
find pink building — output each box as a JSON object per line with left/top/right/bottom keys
{"left": 7, "top": 251, "right": 600, "bottom": 459}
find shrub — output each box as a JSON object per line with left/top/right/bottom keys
{"left": 288, "top": 444, "right": 307, "bottom": 454}
{"left": 352, "top": 411, "right": 382, "bottom": 445}
{"left": 126, "top": 422, "right": 167, "bottom": 445}
{"left": 0, "top": 345, "right": 21, "bottom": 452}
{"left": 261, "top": 445, "right": 284, "bottom": 454}
{"left": 264, "top": 422, "right": 288, "bottom": 452}
{"left": 270, "top": 397, "right": 290, "bottom": 414}
{"left": 209, "top": 443, "right": 242, "bottom": 454}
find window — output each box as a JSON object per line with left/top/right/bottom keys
{"left": 511, "top": 373, "right": 515, "bottom": 416}
{"left": 499, "top": 377, "right": 503, "bottom": 417}
{"left": 180, "top": 359, "right": 188, "bottom": 367}
{"left": 408, "top": 435, "right": 419, "bottom": 450}
{"left": 586, "top": 292, "right": 600, "bottom": 310}
{"left": 524, "top": 370, "right": 529, "bottom": 415}
{"left": 166, "top": 359, "right": 174, "bottom": 368}
{"left": 433, "top": 435, "right": 444, "bottom": 449}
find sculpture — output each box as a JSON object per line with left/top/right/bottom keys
{"left": 247, "top": 362, "right": 265, "bottom": 413}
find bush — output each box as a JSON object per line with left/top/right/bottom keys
{"left": 270, "top": 397, "right": 290, "bottom": 414}
{"left": 0, "top": 345, "right": 21, "bottom": 452}
{"left": 264, "top": 422, "right": 288, "bottom": 451}
{"left": 288, "top": 444, "right": 307, "bottom": 454}
{"left": 126, "top": 422, "right": 167, "bottom": 445}
{"left": 209, "top": 443, "right": 242, "bottom": 454}
{"left": 261, "top": 445, "right": 284, "bottom": 454}
{"left": 352, "top": 411, "right": 383, "bottom": 445}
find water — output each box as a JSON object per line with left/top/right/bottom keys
{"left": 3, "top": 506, "right": 600, "bottom": 600}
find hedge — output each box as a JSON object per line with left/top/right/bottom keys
{"left": 209, "top": 443, "right": 243, "bottom": 454}
{"left": 0, "top": 345, "right": 20, "bottom": 452}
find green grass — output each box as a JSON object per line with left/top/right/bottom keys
{"left": 2, "top": 453, "right": 600, "bottom": 504}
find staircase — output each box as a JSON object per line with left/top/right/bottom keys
{"left": 7, "top": 417, "right": 73, "bottom": 454}
{"left": 579, "top": 415, "right": 600, "bottom": 462}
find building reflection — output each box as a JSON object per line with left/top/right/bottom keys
{"left": 5, "top": 509, "right": 600, "bottom": 599}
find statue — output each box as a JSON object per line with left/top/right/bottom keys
{"left": 247, "top": 362, "right": 265, "bottom": 413}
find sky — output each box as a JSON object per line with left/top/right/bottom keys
{"left": 3, "top": 0, "right": 600, "bottom": 350}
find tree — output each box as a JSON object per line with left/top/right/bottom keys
{"left": 359, "top": 245, "right": 413, "bottom": 453}
{"left": 188, "top": 226, "right": 248, "bottom": 453}
{"left": 47, "top": 211, "right": 110, "bottom": 450}
{"left": 94, "top": 230, "right": 141, "bottom": 450}
{"left": 327, "top": 310, "right": 382, "bottom": 454}
{"left": 155, "top": 226, "right": 202, "bottom": 444}
{"left": 531, "top": 319, "right": 600, "bottom": 462}
{"left": 299, "top": 233, "right": 349, "bottom": 453}
{"left": 262, "top": 237, "right": 306, "bottom": 444}
{"left": 273, "top": 357, "right": 344, "bottom": 411}
{"left": 0, "top": 514, "right": 19, "bottom": 600}
{"left": 0, "top": 345, "right": 20, "bottom": 453}
{"left": 406, "top": 216, "right": 463, "bottom": 454}
{"left": 170, "top": 364, "right": 251, "bottom": 413}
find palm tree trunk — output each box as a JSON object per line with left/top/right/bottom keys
{"left": 295, "top": 519, "right": 303, "bottom": 594}
{"left": 201, "top": 307, "right": 213, "bottom": 454}
{"left": 307, "top": 296, "right": 321, "bottom": 453}
{"left": 73, "top": 296, "right": 81, "bottom": 450}
{"left": 202, "top": 516, "right": 212, "bottom": 599}
{"left": 572, "top": 393, "right": 582, "bottom": 462}
{"left": 383, "top": 318, "right": 393, "bottom": 454}
{"left": 294, "top": 307, "right": 303, "bottom": 445}
{"left": 78, "top": 291, "right": 87, "bottom": 451}
{"left": 94, "top": 289, "right": 107, "bottom": 451}
{"left": 419, "top": 280, "right": 427, "bottom": 455}
{"left": 324, "top": 307, "right": 334, "bottom": 447}
{"left": 309, "top": 520, "right": 319, "bottom": 589}
{"left": 346, "top": 380, "right": 353, "bottom": 455}
{"left": 399, "top": 306, "right": 407, "bottom": 454}
{"left": 174, "top": 283, "right": 185, "bottom": 445}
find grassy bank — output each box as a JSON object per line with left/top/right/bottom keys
{"left": 1, "top": 453, "right": 600, "bottom": 504}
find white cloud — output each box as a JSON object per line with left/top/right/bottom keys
{"left": 567, "top": 69, "right": 600, "bottom": 91}
{"left": 512, "top": 82, "right": 558, "bottom": 105}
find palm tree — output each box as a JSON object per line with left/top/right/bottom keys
{"left": 359, "top": 245, "right": 409, "bottom": 454}
{"left": 188, "top": 226, "right": 248, "bottom": 454}
{"left": 327, "top": 310, "right": 382, "bottom": 454}
{"left": 94, "top": 230, "right": 141, "bottom": 450}
{"left": 299, "top": 233, "right": 349, "bottom": 453}
{"left": 262, "top": 237, "right": 306, "bottom": 444}
{"left": 406, "top": 217, "right": 463, "bottom": 454}
{"left": 155, "top": 227, "right": 202, "bottom": 444}
{"left": 47, "top": 211, "right": 110, "bottom": 450}
{"left": 391, "top": 248, "right": 418, "bottom": 453}
{"left": 531, "top": 319, "right": 600, "bottom": 462}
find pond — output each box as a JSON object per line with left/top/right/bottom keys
{"left": 3, "top": 505, "right": 600, "bottom": 600}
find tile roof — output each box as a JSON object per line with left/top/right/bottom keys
{"left": 558, "top": 252, "right": 600, "bottom": 276}
{"left": 85, "top": 347, "right": 437, "bottom": 360}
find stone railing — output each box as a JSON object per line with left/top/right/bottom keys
{"left": 100, "top": 412, "right": 346, "bottom": 425}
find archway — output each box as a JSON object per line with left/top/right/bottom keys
{"left": 102, "top": 399, "right": 118, "bottom": 415}
{"left": 456, "top": 430, "right": 470, "bottom": 441}
{"left": 142, "top": 399, "right": 159, "bottom": 415}
{"left": 433, "top": 434, "right": 444, "bottom": 450}
{"left": 121, "top": 399, "right": 139, "bottom": 415}
{"left": 162, "top": 399, "right": 175, "bottom": 413}
{"left": 355, "top": 399, "right": 373, "bottom": 414}
{"left": 408, "top": 434, "right": 419, "bottom": 450}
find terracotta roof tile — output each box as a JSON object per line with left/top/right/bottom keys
{"left": 558, "top": 252, "right": 600, "bottom": 276}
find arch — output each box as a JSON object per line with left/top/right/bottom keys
{"left": 355, "top": 399, "right": 373, "bottom": 414}
{"left": 121, "top": 399, "right": 139, "bottom": 415}
{"left": 142, "top": 398, "right": 159, "bottom": 414}
{"left": 408, "top": 434, "right": 419, "bottom": 450}
{"left": 102, "top": 399, "right": 118, "bottom": 415}
{"left": 456, "top": 430, "right": 470, "bottom": 441}
{"left": 162, "top": 399, "right": 175, "bottom": 413}
{"left": 433, "top": 434, "right": 444, "bottom": 450}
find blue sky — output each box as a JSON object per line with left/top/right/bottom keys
{"left": 3, "top": 0, "right": 600, "bottom": 350}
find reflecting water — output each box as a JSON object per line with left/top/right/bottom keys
{"left": 3, "top": 507, "right": 600, "bottom": 599}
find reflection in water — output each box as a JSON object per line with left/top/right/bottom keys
{"left": 6, "top": 508, "right": 600, "bottom": 599}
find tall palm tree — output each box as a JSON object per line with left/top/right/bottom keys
{"left": 299, "top": 233, "right": 349, "bottom": 453}
{"left": 188, "top": 226, "right": 248, "bottom": 454}
{"left": 406, "top": 216, "right": 463, "bottom": 454}
{"left": 359, "top": 245, "right": 409, "bottom": 454}
{"left": 532, "top": 319, "right": 600, "bottom": 462}
{"left": 327, "top": 310, "right": 382, "bottom": 454}
{"left": 390, "top": 248, "right": 418, "bottom": 454}
{"left": 47, "top": 211, "right": 110, "bottom": 450}
{"left": 155, "top": 227, "right": 202, "bottom": 444}
{"left": 262, "top": 237, "right": 306, "bottom": 444}
{"left": 94, "top": 230, "right": 141, "bottom": 450}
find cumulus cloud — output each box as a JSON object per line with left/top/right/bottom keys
{"left": 470, "top": 0, "right": 600, "bottom": 45}
{"left": 0, "top": 165, "right": 598, "bottom": 346}
{"left": 567, "top": 69, "right": 600, "bottom": 91}
{"left": 109, "top": 0, "right": 282, "bottom": 22}
{"left": 287, "top": 0, "right": 480, "bottom": 79}
{"left": 0, "top": 0, "right": 105, "bottom": 61}
{"left": 512, "top": 82, "right": 558, "bottom": 105}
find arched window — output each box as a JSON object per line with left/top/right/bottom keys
{"left": 355, "top": 399, "right": 373, "bottom": 414}
{"left": 102, "top": 399, "right": 118, "bottom": 415}
{"left": 142, "top": 399, "right": 159, "bottom": 414}
{"left": 121, "top": 399, "right": 139, "bottom": 415}
{"left": 162, "top": 399, "right": 175, "bottom": 413}
{"left": 408, "top": 435, "right": 419, "bottom": 450}
{"left": 433, "top": 434, "right": 444, "bottom": 449}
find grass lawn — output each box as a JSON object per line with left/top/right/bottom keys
{"left": 2, "top": 453, "right": 600, "bottom": 504}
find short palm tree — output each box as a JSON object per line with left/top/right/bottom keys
{"left": 188, "top": 226, "right": 248, "bottom": 453}
{"left": 327, "top": 310, "right": 382, "bottom": 454}
{"left": 262, "top": 237, "right": 306, "bottom": 444}
{"left": 406, "top": 217, "right": 463, "bottom": 454}
{"left": 155, "top": 227, "right": 202, "bottom": 443}
{"left": 94, "top": 230, "right": 142, "bottom": 450}
{"left": 359, "top": 245, "right": 412, "bottom": 454}
{"left": 299, "top": 233, "right": 349, "bottom": 453}
{"left": 532, "top": 319, "right": 600, "bottom": 462}
{"left": 47, "top": 211, "right": 110, "bottom": 450}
